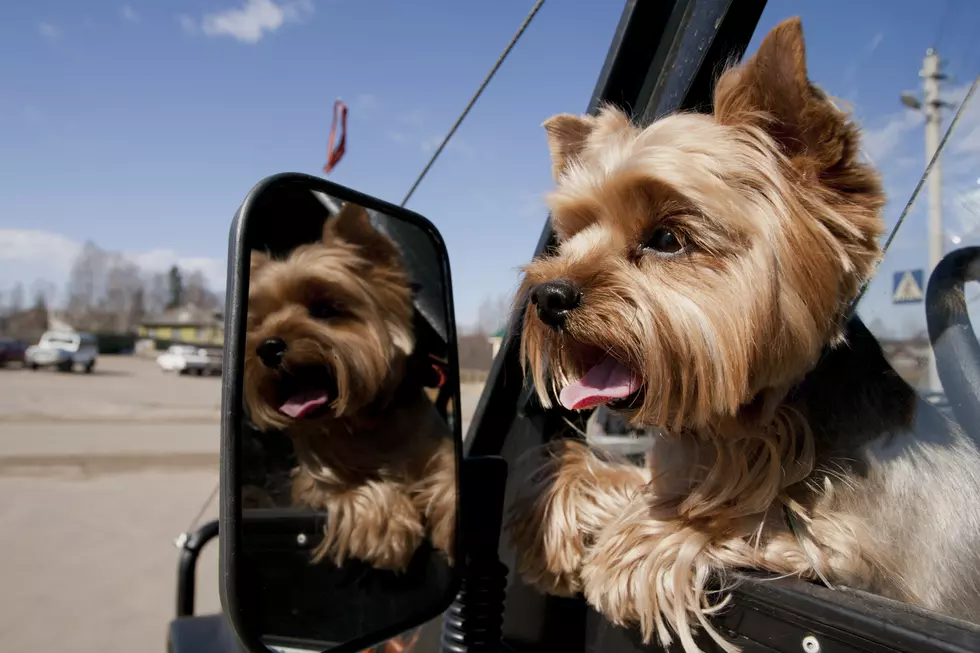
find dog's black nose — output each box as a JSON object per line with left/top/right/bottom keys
{"left": 530, "top": 280, "right": 581, "bottom": 329}
{"left": 256, "top": 337, "right": 287, "bottom": 368}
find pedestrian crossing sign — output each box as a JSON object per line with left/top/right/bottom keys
{"left": 892, "top": 269, "right": 924, "bottom": 304}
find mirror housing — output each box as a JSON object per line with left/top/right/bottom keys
{"left": 220, "top": 173, "right": 462, "bottom": 653}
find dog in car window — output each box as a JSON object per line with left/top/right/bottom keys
{"left": 508, "top": 17, "right": 980, "bottom": 653}
{"left": 244, "top": 201, "right": 455, "bottom": 572}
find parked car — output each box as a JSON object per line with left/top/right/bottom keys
{"left": 0, "top": 338, "right": 28, "bottom": 367}
{"left": 25, "top": 331, "right": 99, "bottom": 373}
{"left": 157, "top": 345, "right": 221, "bottom": 376}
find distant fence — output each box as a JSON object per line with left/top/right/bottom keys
{"left": 94, "top": 333, "right": 224, "bottom": 356}
{"left": 94, "top": 333, "right": 137, "bottom": 354}
{"left": 460, "top": 368, "right": 489, "bottom": 384}
{"left": 94, "top": 333, "right": 173, "bottom": 355}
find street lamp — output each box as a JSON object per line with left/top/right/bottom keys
{"left": 901, "top": 49, "right": 945, "bottom": 393}
{"left": 900, "top": 91, "right": 922, "bottom": 110}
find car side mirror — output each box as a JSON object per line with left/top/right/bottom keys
{"left": 220, "top": 173, "right": 462, "bottom": 653}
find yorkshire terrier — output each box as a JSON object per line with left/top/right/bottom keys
{"left": 245, "top": 201, "right": 456, "bottom": 572}
{"left": 509, "top": 17, "right": 980, "bottom": 653}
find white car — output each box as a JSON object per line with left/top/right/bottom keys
{"left": 25, "top": 331, "right": 99, "bottom": 373}
{"left": 157, "top": 345, "right": 219, "bottom": 376}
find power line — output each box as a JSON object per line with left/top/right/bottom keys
{"left": 933, "top": 0, "right": 954, "bottom": 50}
{"left": 880, "top": 72, "right": 979, "bottom": 258}
{"left": 851, "top": 71, "right": 980, "bottom": 311}
{"left": 400, "top": 0, "right": 546, "bottom": 208}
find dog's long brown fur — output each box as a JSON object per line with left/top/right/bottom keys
{"left": 245, "top": 202, "right": 455, "bottom": 571}
{"left": 509, "top": 17, "right": 980, "bottom": 653}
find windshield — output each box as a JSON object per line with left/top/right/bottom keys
{"left": 42, "top": 336, "right": 76, "bottom": 347}
{"left": 736, "top": 5, "right": 980, "bottom": 414}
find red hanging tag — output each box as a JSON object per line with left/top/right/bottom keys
{"left": 323, "top": 99, "right": 348, "bottom": 175}
{"left": 428, "top": 353, "right": 448, "bottom": 389}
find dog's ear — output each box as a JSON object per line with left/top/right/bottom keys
{"left": 325, "top": 202, "right": 401, "bottom": 267}
{"left": 543, "top": 106, "right": 634, "bottom": 181}
{"left": 250, "top": 250, "right": 270, "bottom": 276}
{"left": 714, "top": 17, "right": 861, "bottom": 173}
{"left": 543, "top": 114, "right": 595, "bottom": 180}
{"left": 715, "top": 17, "right": 884, "bottom": 319}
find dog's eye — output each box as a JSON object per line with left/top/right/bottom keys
{"left": 645, "top": 227, "right": 685, "bottom": 255}
{"left": 308, "top": 300, "right": 342, "bottom": 320}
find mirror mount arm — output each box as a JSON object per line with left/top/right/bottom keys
{"left": 441, "top": 455, "right": 509, "bottom": 653}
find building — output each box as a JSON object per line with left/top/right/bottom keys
{"left": 138, "top": 305, "right": 224, "bottom": 347}
{"left": 487, "top": 327, "right": 506, "bottom": 359}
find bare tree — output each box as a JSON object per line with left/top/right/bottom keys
{"left": 145, "top": 272, "right": 171, "bottom": 316}
{"left": 18, "top": 240, "right": 224, "bottom": 335}
{"left": 183, "top": 269, "right": 220, "bottom": 311}
{"left": 8, "top": 283, "right": 24, "bottom": 315}
{"left": 129, "top": 286, "right": 146, "bottom": 330}
{"left": 97, "top": 256, "right": 140, "bottom": 331}
{"left": 475, "top": 293, "right": 512, "bottom": 335}
{"left": 65, "top": 241, "right": 110, "bottom": 325}
{"left": 31, "top": 279, "right": 56, "bottom": 308}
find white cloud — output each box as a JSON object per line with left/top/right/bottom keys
{"left": 861, "top": 110, "right": 923, "bottom": 163}
{"left": 420, "top": 135, "right": 474, "bottom": 157}
{"left": 38, "top": 22, "right": 61, "bottom": 40}
{"left": 0, "top": 229, "right": 80, "bottom": 265}
{"left": 182, "top": 0, "right": 314, "bottom": 44}
{"left": 177, "top": 14, "right": 198, "bottom": 35}
{"left": 951, "top": 187, "right": 980, "bottom": 239}
{"left": 397, "top": 109, "right": 427, "bottom": 128}
{"left": 125, "top": 249, "right": 227, "bottom": 292}
{"left": 867, "top": 32, "right": 884, "bottom": 54}
{"left": 121, "top": 5, "right": 140, "bottom": 23}
{"left": 352, "top": 94, "right": 378, "bottom": 112}
{"left": 946, "top": 82, "right": 980, "bottom": 158}
{"left": 0, "top": 229, "right": 226, "bottom": 303}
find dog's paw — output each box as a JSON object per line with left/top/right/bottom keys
{"left": 424, "top": 492, "right": 456, "bottom": 567}
{"left": 506, "top": 439, "right": 648, "bottom": 596}
{"left": 317, "top": 484, "right": 425, "bottom": 572}
{"left": 581, "top": 496, "right": 739, "bottom": 653}
{"left": 413, "top": 439, "right": 457, "bottom": 566}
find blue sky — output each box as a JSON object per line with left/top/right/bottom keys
{"left": 2, "top": 0, "right": 980, "bottom": 335}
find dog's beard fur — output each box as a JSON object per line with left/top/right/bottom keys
{"left": 512, "top": 17, "right": 897, "bottom": 652}
{"left": 245, "top": 203, "right": 414, "bottom": 436}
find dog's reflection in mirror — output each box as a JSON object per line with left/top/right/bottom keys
{"left": 242, "top": 200, "right": 455, "bottom": 572}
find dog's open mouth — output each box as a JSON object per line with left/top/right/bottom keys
{"left": 277, "top": 366, "right": 338, "bottom": 420}
{"left": 559, "top": 348, "right": 642, "bottom": 411}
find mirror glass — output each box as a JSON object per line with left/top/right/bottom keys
{"left": 232, "top": 176, "right": 459, "bottom": 652}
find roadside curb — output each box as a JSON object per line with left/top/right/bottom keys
{"left": 0, "top": 452, "right": 219, "bottom": 478}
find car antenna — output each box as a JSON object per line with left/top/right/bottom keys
{"left": 400, "top": 0, "right": 546, "bottom": 208}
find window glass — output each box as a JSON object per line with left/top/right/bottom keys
{"left": 749, "top": 3, "right": 980, "bottom": 396}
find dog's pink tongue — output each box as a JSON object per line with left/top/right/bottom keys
{"left": 279, "top": 389, "right": 330, "bottom": 419}
{"left": 559, "top": 356, "right": 639, "bottom": 411}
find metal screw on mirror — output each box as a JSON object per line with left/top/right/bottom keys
{"left": 802, "top": 634, "right": 821, "bottom": 653}
{"left": 296, "top": 533, "right": 308, "bottom": 546}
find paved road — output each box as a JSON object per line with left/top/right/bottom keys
{"left": 0, "top": 356, "right": 221, "bottom": 424}
{"left": 0, "top": 355, "right": 486, "bottom": 652}
{"left": 0, "top": 470, "right": 221, "bottom": 653}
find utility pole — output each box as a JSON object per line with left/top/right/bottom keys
{"left": 901, "top": 48, "right": 947, "bottom": 393}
